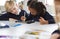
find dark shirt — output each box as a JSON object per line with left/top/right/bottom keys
{"left": 0, "top": 10, "right": 27, "bottom": 21}
{"left": 52, "top": 30, "right": 60, "bottom": 34}
{"left": 26, "top": 12, "right": 55, "bottom": 24}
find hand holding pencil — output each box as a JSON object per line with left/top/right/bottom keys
{"left": 21, "top": 16, "right": 26, "bottom": 22}
{"left": 21, "top": 12, "right": 26, "bottom": 22}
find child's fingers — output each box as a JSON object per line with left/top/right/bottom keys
{"left": 39, "top": 19, "right": 43, "bottom": 24}
{"left": 40, "top": 17, "right": 43, "bottom": 18}
{"left": 40, "top": 17, "right": 44, "bottom": 20}
{"left": 21, "top": 16, "right": 24, "bottom": 19}
{"left": 21, "top": 16, "right": 26, "bottom": 21}
{"left": 39, "top": 18, "right": 43, "bottom": 21}
{"left": 39, "top": 19, "right": 41, "bottom": 21}
{"left": 39, "top": 17, "right": 49, "bottom": 24}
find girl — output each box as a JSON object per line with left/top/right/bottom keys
{"left": 21, "top": 1, "right": 55, "bottom": 24}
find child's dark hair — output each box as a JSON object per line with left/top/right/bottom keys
{"left": 27, "top": 0, "right": 38, "bottom": 6}
{"left": 52, "top": 30, "right": 60, "bottom": 34}
{"left": 29, "top": 1, "right": 46, "bottom": 16}
{"left": 57, "top": 37, "right": 60, "bottom": 39}
{"left": 52, "top": 30, "right": 60, "bottom": 39}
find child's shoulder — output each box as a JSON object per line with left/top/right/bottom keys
{"left": 21, "top": 10, "right": 26, "bottom": 12}
{"left": 20, "top": 10, "right": 27, "bottom": 14}
{"left": 44, "top": 11, "right": 52, "bottom": 16}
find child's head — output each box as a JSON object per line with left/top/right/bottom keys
{"left": 28, "top": 1, "right": 46, "bottom": 16}
{"left": 19, "top": 2, "right": 23, "bottom": 10}
{"left": 27, "top": 0, "right": 38, "bottom": 6}
{"left": 5, "top": 1, "right": 19, "bottom": 15}
{"left": 51, "top": 30, "right": 60, "bottom": 39}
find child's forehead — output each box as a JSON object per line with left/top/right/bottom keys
{"left": 10, "top": 5, "right": 18, "bottom": 9}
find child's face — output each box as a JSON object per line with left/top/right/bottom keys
{"left": 28, "top": 7, "right": 37, "bottom": 16}
{"left": 11, "top": 7, "right": 18, "bottom": 14}
{"left": 10, "top": 5, "right": 19, "bottom": 15}
{"left": 51, "top": 33, "right": 60, "bottom": 39}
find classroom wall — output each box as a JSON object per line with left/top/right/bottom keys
{"left": 23, "top": 0, "right": 30, "bottom": 13}
{"left": 0, "top": 0, "right": 6, "bottom": 15}
{"left": 0, "top": 6, "right": 6, "bottom": 15}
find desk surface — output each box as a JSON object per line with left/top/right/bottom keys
{"left": 0, "top": 21, "right": 58, "bottom": 36}
{"left": 0, "top": 21, "right": 9, "bottom": 25}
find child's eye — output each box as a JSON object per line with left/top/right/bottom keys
{"left": 10, "top": 10, "right": 13, "bottom": 13}
{"left": 13, "top": 8, "right": 16, "bottom": 10}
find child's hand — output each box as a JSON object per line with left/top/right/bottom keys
{"left": 21, "top": 16, "right": 26, "bottom": 21}
{"left": 39, "top": 17, "right": 48, "bottom": 24}
{"left": 51, "top": 33, "right": 60, "bottom": 39}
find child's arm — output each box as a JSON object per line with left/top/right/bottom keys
{"left": 39, "top": 12, "right": 55, "bottom": 24}
{"left": 0, "top": 14, "right": 9, "bottom": 20}
{"left": 39, "top": 17, "right": 48, "bottom": 24}
{"left": 42, "top": 12, "right": 55, "bottom": 24}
